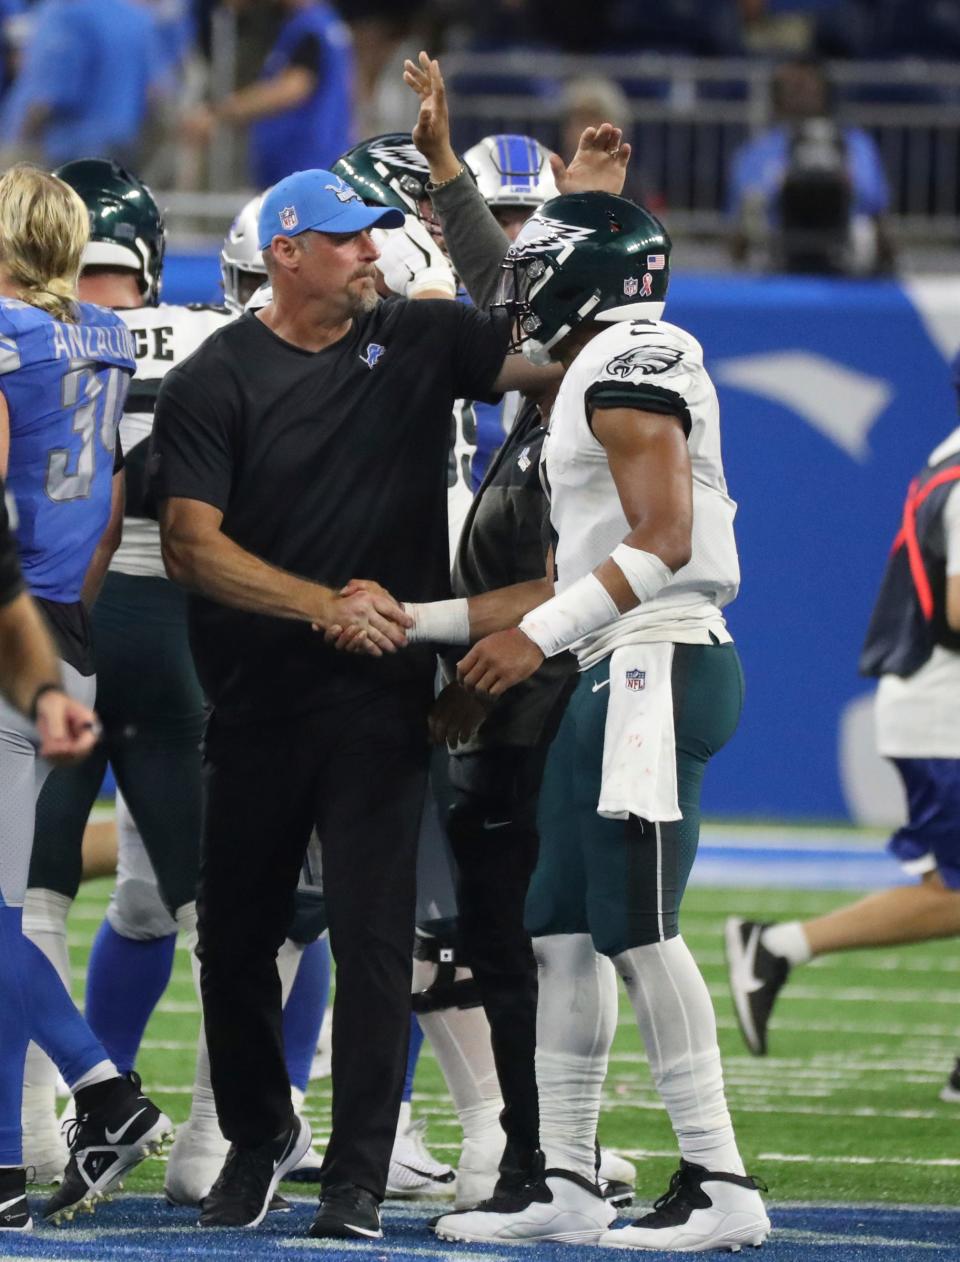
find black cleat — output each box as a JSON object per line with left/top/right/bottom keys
{"left": 199, "top": 1116, "right": 310, "bottom": 1229}
{"left": 0, "top": 1168, "right": 31, "bottom": 1232}
{"left": 43, "top": 1073, "right": 171, "bottom": 1224}
{"left": 724, "top": 918, "right": 791, "bottom": 1055}
{"left": 940, "top": 1057, "right": 960, "bottom": 1103}
{"left": 601, "top": 1178, "right": 633, "bottom": 1209}
{"left": 310, "top": 1183, "right": 383, "bottom": 1239}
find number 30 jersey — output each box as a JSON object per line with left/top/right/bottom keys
{"left": 0, "top": 296, "right": 135, "bottom": 602}
{"left": 545, "top": 318, "right": 740, "bottom": 668}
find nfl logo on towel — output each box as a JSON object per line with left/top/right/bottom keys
{"left": 280, "top": 205, "right": 299, "bottom": 230}
{"left": 625, "top": 669, "right": 646, "bottom": 691}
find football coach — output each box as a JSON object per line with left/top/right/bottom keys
{"left": 150, "top": 168, "right": 545, "bottom": 1240}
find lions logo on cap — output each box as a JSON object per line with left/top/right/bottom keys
{"left": 279, "top": 206, "right": 298, "bottom": 230}
{"left": 325, "top": 176, "right": 361, "bottom": 204}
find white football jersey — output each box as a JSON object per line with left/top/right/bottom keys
{"left": 545, "top": 318, "right": 740, "bottom": 668}
{"left": 112, "top": 303, "right": 233, "bottom": 579}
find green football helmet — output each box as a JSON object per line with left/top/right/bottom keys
{"left": 54, "top": 158, "right": 166, "bottom": 304}
{"left": 493, "top": 192, "right": 671, "bottom": 363}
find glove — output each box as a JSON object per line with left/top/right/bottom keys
{"left": 371, "top": 214, "right": 457, "bottom": 299}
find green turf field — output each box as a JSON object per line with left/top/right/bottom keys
{"left": 65, "top": 878, "right": 959, "bottom": 1209}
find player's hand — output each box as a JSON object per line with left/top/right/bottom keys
{"left": 319, "top": 579, "right": 413, "bottom": 657}
{"left": 551, "top": 123, "right": 631, "bottom": 198}
{"left": 428, "top": 681, "right": 490, "bottom": 745}
{"left": 457, "top": 628, "right": 544, "bottom": 698}
{"left": 35, "top": 690, "right": 99, "bottom": 764}
{"left": 403, "top": 51, "right": 461, "bottom": 183}
{"left": 180, "top": 104, "right": 217, "bottom": 147}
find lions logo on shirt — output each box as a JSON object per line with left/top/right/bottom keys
{"left": 604, "top": 345, "right": 684, "bottom": 379}
{"left": 360, "top": 342, "right": 385, "bottom": 369}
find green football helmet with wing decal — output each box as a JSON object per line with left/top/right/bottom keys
{"left": 54, "top": 158, "right": 166, "bottom": 304}
{"left": 493, "top": 192, "right": 671, "bottom": 363}
{"left": 331, "top": 133, "right": 435, "bottom": 215}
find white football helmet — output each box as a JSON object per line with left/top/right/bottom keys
{"left": 221, "top": 194, "right": 267, "bottom": 312}
{"left": 464, "top": 134, "right": 559, "bottom": 209}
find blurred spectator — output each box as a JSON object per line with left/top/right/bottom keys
{"left": 0, "top": 0, "right": 159, "bottom": 167}
{"left": 181, "top": 0, "right": 353, "bottom": 189}
{"left": 728, "top": 57, "right": 895, "bottom": 274}
{"left": 337, "top": 0, "right": 423, "bottom": 139}
{"left": 560, "top": 76, "right": 662, "bottom": 210}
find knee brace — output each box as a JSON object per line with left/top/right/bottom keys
{"left": 412, "top": 919, "right": 482, "bottom": 1014}
{"left": 107, "top": 877, "right": 178, "bottom": 941}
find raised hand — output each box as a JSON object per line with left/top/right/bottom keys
{"left": 550, "top": 123, "right": 632, "bottom": 198}
{"left": 457, "top": 627, "right": 544, "bottom": 697}
{"left": 402, "top": 51, "right": 461, "bottom": 183}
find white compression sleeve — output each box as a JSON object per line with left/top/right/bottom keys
{"left": 609, "top": 543, "right": 674, "bottom": 604}
{"left": 519, "top": 574, "right": 620, "bottom": 658}
{"left": 534, "top": 933, "right": 618, "bottom": 1180}
{"left": 614, "top": 937, "right": 745, "bottom": 1175}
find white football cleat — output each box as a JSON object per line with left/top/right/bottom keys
{"left": 436, "top": 1169, "right": 616, "bottom": 1243}
{"left": 599, "top": 1160, "right": 770, "bottom": 1252}
{"left": 386, "top": 1116, "right": 455, "bottom": 1196}
{"left": 163, "top": 1116, "right": 229, "bottom": 1206}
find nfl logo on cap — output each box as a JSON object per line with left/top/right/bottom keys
{"left": 625, "top": 669, "right": 646, "bottom": 691}
{"left": 623, "top": 277, "right": 639, "bottom": 297}
{"left": 279, "top": 205, "right": 299, "bottom": 230}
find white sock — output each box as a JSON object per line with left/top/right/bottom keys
{"left": 22, "top": 889, "right": 73, "bottom": 1121}
{"left": 761, "top": 921, "right": 812, "bottom": 966}
{"left": 71, "top": 1060, "right": 118, "bottom": 1093}
{"left": 534, "top": 933, "right": 617, "bottom": 1181}
{"left": 615, "top": 936, "right": 745, "bottom": 1175}
{"left": 415, "top": 966, "right": 503, "bottom": 1146}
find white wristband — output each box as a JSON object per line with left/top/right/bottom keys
{"left": 609, "top": 543, "right": 673, "bottom": 604}
{"left": 404, "top": 598, "right": 471, "bottom": 645}
{"left": 519, "top": 573, "right": 619, "bottom": 658}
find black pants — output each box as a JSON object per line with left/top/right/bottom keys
{"left": 446, "top": 744, "right": 549, "bottom": 1184}
{"left": 198, "top": 684, "right": 430, "bottom": 1199}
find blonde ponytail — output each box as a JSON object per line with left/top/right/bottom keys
{"left": 0, "top": 164, "right": 89, "bottom": 323}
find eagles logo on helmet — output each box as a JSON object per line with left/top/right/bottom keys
{"left": 492, "top": 191, "right": 672, "bottom": 365}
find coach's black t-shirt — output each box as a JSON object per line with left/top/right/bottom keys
{"left": 151, "top": 299, "right": 508, "bottom": 723}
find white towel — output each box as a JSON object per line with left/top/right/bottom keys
{"left": 597, "top": 643, "right": 681, "bottom": 823}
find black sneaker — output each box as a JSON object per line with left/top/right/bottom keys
{"left": 199, "top": 1116, "right": 310, "bottom": 1229}
{"left": 42, "top": 1072, "right": 171, "bottom": 1224}
{"left": 724, "top": 917, "right": 791, "bottom": 1055}
{"left": 600, "top": 1178, "right": 633, "bottom": 1208}
{"left": 0, "top": 1168, "right": 31, "bottom": 1232}
{"left": 940, "top": 1057, "right": 960, "bottom": 1103}
{"left": 310, "top": 1183, "right": 383, "bottom": 1239}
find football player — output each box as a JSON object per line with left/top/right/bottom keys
{"left": 397, "top": 55, "right": 771, "bottom": 1249}
{"left": 0, "top": 163, "right": 170, "bottom": 1231}
{"left": 726, "top": 352, "right": 960, "bottom": 1092}
{"left": 220, "top": 193, "right": 268, "bottom": 312}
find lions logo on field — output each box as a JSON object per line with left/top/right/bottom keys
{"left": 360, "top": 342, "right": 385, "bottom": 369}
{"left": 625, "top": 669, "right": 646, "bottom": 692}
{"left": 605, "top": 345, "right": 683, "bottom": 379}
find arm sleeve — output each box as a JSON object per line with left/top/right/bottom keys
{"left": 447, "top": 302, "right": 511, "bottom": 404}
{"left": 149, "top": 367, "right": 235, "bottom": 512}
{"left": 429, "top": 169, "right": 512, "bottom": 310}
{"left": 0, "top": 484, "right": 25, "bottom": 609}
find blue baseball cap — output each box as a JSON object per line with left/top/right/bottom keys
{"left": 257, "top": 169, "right": 404, "bottom": 249}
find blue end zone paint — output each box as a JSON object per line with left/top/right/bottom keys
{"left": 2, "top": 1198, "right": 959, "bottom": 1261}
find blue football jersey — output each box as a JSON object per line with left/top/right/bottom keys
{"left": 0, "top": 297, "right": 135, "bottom": 602}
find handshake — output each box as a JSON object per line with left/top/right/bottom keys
{"left": 313, "top": 578, "right": 413, "bottom": 658}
